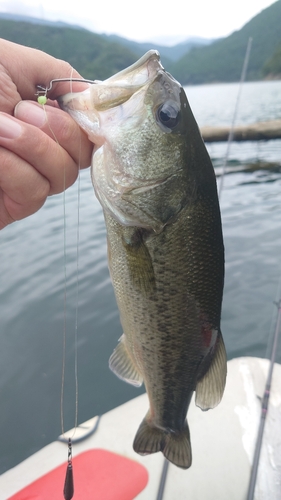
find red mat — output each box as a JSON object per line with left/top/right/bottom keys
{"left": 9, "top": 449, "right": 149, "bottom": 500}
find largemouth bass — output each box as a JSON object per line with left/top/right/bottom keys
{"left": 59, "top": 50, "right": 227, "bottom": 469}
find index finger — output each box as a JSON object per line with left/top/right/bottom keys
{"left": 0, "top": 39, "right": 90, "bottom": 111}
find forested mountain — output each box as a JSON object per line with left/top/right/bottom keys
{"left": 0, "top": 19, "right": 137, "bottom": 80}
{"left": 171, "top": 0, "right": 281, "bottom": 84}
{"left": 0, "top": 1, "right": 280, "bottom": 83}
{"left": 100, "top": 34, "right": 213, "bottom": 63}
{"left": 0, "top": 13, "right": 211, "bottom": 75}
{"left": 262, "top": 42, "right": 281, "bottom": 77}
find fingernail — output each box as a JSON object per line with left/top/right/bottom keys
{"left": 14, "top": 101, "right": 46, "bottom": 128}
{"left": 0, "top": 113, "right": 22, "bottom": 139}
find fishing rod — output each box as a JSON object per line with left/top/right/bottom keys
{"left": 217, "top": 34, "right": 281, "bottom": 498}
{"left": 247, "top": 298, "right": 281, "bottom": 500}
{"left": 215, "top": 35, "right": 281, "bottom": 498}
{"left": 218, "top": 37, "right": 252, "bottom": 198}
{"left": 156, "top": 459, "right": 169, "bottom": 500}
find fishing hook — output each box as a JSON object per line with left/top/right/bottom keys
{"left": 35, "top": 78, "right": 99, "bottom": 97}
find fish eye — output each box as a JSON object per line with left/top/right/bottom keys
{"left": 156, "top": 101, "right": 181, "bottom": 130}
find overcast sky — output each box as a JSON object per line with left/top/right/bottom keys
{"left": 0, "top": 0, "right": 277, "bottom": 44}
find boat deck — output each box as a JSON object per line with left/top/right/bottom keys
{"left": 1, "top": 357, "right": 281, "bottom": 499}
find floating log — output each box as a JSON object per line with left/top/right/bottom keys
{"left": 200, "top": 119, "right": 281, "bottom": 142}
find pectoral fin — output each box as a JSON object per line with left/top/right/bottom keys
{"left": 109, "top": 334, "right": 143, "bottom": 387}
{"left": 122, "top": 227, "right": 156, "bottom": 297}
{"left": 195, "top": 333, "right": 227, "bottom": 410}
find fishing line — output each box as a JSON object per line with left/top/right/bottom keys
{"left": 70, "top": 70, "right": 82, "bottom": 441}
{"left": 60, "top": 68, "right": 82, "bottom": 500}
{"left": 36, "top": 89, "right": 74, "bottom": 435}
{"left": 61, "top": 147, "right": 68, "bottom": 437}
{"left": 37, "top": 71, "right": 82, "bottom": 499}
{"left": 60, "top": 67, "right": 80, "bottom": 441}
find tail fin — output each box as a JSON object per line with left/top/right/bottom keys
{"left": 133, "top": 417, "right": 192, "bottom": 469}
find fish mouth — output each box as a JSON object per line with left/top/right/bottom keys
{"left": 57, "top": 51, "right": 168, "bottom": 143}
{"left": 59, "top": 50, "right": 163, "bottom": 107}
{"left": 102, "top": 49, "right": 164, "bottom": 88}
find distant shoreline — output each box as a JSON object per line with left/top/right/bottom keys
{"left": 184, "top": 76, "right": 281, "bottom": 86}
{"left": 201, "top": 120, "right": 281, "bottom": 142}
{"left": 262, "top": 73, "right": 281, "bottom": 81}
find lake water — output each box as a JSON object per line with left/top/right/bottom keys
{"left": 0, "top": 80, "right": 281, "bottom": 474}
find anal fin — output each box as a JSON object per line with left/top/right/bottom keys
{"left": 195, "top": 332, "right": 227, "bottom": 410}
{"left": 109, "top": 334, "right": 143, "bottom": 387}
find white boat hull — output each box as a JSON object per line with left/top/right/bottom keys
{"left": 1, "top": 357, "right": 281, "bottom": 499}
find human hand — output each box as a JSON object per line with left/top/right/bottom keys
{"left": 0, "top": 39, "right": 93, "bottom": 229}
